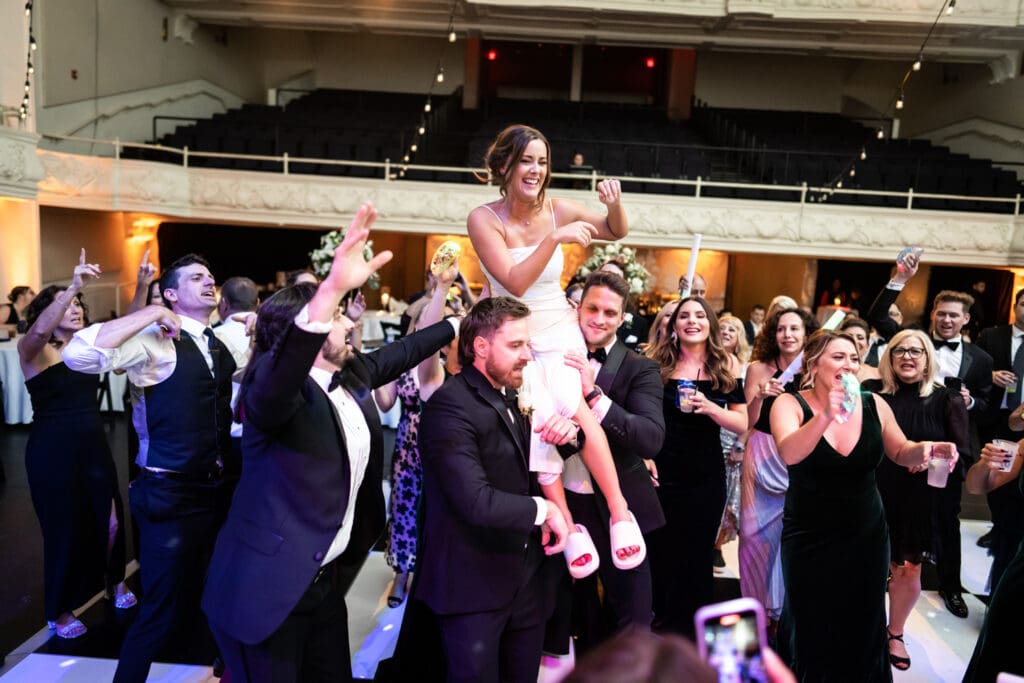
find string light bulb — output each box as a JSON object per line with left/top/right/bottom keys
{"left": 27, "top": 62, "right": 34, "bottom": 74}
{"left": 849, "top": 167, "right": 856, "bottom": 177}
{"left": 836, "top": 180, "right": 843, "bottom": 189}
{"left": 860, "top": 148, "right": 867, "bottom": 160}
{"left": 24, "top": 80, "right": 30, "bottom": 92}
{"left": 912, "top": 58, "right": 922, "bottom": 72}
{"left": 30, "top": 36, "right": 37, "bottom": 50}
{"left": 411, "top": 143, "right": 418, "bottom": 152}
{"left": 424, "top": 100, "right": 431, "bottom": 113}
{"left": 418, "top": 124, "right": 425, "bottom": 135}
{"left": 946, "top": 0, "right": 955, "bottom": 14}
{"left": 896, "top": 92, "right": 905, "bottom": 110}
{"left": 403, "top": 154, "right": 410, "bottom": 162}
{"left": 448, "top": 30, "right": 456, "bottom": 43}
{"left": 436, "top": 69, "right": 445, "bottom": 84}
{"left": 876, "top": 129, "right": 885, "bottom": 140}
{"left": 25, "top": 2, "right": 32, "bottom": 17}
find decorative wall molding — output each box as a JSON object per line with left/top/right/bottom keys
{"left": 0, "top": 128, "right": 44, "bottom": 200}
{"left": 34, "top": 149, "right": 1024, "bottom": 266}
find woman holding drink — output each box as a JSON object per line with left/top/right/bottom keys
{"left": 862, "top": 329, "right": 967, "bottom": 670}
{"left": 771, "top": 329, "right": 957, "bottom": 680}
{"left": 964, "top": 434, "right": 1024, "bottom": 682}
{"left": 646, "top": 296, "right": 747, "bottom": 636}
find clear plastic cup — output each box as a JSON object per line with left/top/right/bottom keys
{"left": 927, "top": 457, "right": 950, "bottom": 488}
{"left": 992, "top": 439, "right": 1020, "bottom": 473}
{"left": 677, "top": 379, "right": 696, "bottom": 413}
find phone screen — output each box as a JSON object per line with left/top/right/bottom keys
{"left": 703, "top": 608, "right": 768, "bottom": 683}
{"left": 944, "top": 376, "right": 963, "bottom": 392}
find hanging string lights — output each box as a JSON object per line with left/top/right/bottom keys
{"left": 20, "top": 2, "right": 36, "bottom": 122}
{"left": 399, "top": 0, "right": 458, "bottom": 178}
{"left": 818, "top": 0, "right": 958, "bottom": 202}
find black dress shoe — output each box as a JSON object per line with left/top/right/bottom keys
{"left": 939, "top": 590, "right": 969, "bottom": 618}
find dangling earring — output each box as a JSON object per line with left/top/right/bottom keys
{"left": 670, "top": 332, "right": 678, "bottom": 345}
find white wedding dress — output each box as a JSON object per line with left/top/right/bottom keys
{"left": 479, "top": 203, "right": 586, "bottom": 479}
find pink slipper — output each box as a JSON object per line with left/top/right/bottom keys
{"left": 564, "top": 524, "right": 600, "bottom": 579}
{"left": 610, "top": 511, "right": 646, "bottom": 570}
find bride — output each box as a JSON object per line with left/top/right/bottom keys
{"left": 468, "top": 124, "right": 643, "bottom": 576}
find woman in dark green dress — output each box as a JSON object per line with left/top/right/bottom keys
{"left": 769, "top": 329, "right": 956, "bottom": 681}
{"left": 963, "top": 434, "right": 1024, "bottom": 682}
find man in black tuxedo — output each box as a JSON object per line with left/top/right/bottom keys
{"left": 975, "top": 288, "right": 1024, "bottom": 588}
{"left": 200, "top": 203, "right": 457, "bottom": 682}
{"left": 416, "top": 296, "right": 574, "bottom": 683}
{"left": 561, "top": 271, "right": 665, "bottom": 631}
{"left": 928, "top": 289, "right": 993, "bottom": 617}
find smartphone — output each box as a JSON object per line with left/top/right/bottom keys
{"left": 695, "top": 598, "right": 769, "bottom": 683}
{"left": 944, "top": 376, "right": 963, "bottom": 393}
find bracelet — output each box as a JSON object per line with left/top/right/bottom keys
{"left": 584, "top": 386, "right": 603, "bottom": 403}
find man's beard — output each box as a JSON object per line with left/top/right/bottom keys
{"left": 485, "top": 356, "right": 524, "bottom": 389}
{"left": 322, "top": 338, "right": 353, "bottom": 368}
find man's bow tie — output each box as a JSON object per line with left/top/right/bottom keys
{"left": 933, "top": 338, "right": 960, "bottom": 351}
{"left": 328, "top": 371, "right": 346, "bottom": 392}
{"left": 587, "top": 347, "right": 608, "bottom": 363}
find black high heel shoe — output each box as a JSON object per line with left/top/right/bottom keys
{"left": 887, "top": 629, "right": 911, "bottom": 671}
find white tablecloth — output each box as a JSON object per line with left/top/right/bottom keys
{"left": 0, "top": 340, "right": 127, "bottom": 425}
{"left": 361, "top": 311, "right": 402, "bottom": 344}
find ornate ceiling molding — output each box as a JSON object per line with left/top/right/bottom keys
{"left": 33, "top": 149, "right": 1023, "bottom": 266}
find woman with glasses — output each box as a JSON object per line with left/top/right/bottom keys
{"left": 647, "top": 296, "right": 747, "bottom": 636}
{"left": 738, "top": 307, "right": 817, "bottom": 634}
{"left": 862, "top": 329, "right": 968, "bottom": 671}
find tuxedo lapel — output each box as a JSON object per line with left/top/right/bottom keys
{"left": 313, "top": 377, "right": 352, "bottom": 489}
{"left": 596, "top": 342, "right": 627, "bottom": 394}
{"left": 959, "top": 346, "right": 975, "bottom": 381}
{"left": 464, "top": 366, "right": 529, "bottom": 465}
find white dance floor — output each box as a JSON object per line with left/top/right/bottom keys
{"left": 0, "top": 519, "right": 997, "bottom": 682}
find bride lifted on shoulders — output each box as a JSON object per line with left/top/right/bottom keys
{"left": 468, "top": 124, "right": 643, "bottom": 576}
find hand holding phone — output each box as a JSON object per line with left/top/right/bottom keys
{"left": 695, "top": 598, "right": 770, "bottom": 682}
{"left": 944, "top": 376, "right": 962, "bottom": 393}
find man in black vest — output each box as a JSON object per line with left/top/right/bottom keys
{"left": 64, "top": 253, "right": 235, "bottom": 682}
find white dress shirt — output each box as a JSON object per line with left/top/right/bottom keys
{"left": 563, "top": 339, "right": 617, "bottom": 495}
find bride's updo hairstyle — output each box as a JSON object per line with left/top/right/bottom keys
{"left": 482, "top": 124, "right": 552, "bottom": 210}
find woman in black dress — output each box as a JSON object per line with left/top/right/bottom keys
{"left": 964, "top": 433, "right": 1024, "bottom": 682}
{"left": 863, "top": 329, "right": 968, "bottom": 671}
{"left": 647, "top": 296, "right": 747, "bottom": 637}
{"left": 18, "top": 250, "right": 134, "bottom": 638}
{"left": 770, "top": 329, "right": 956, "bottom": 681}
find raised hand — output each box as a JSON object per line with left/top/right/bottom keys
{"left": 596, "top": 178, "right": 622, "bottom": 206}
{"left": 345, "top": 291, "right": 367, "bottom": 322}
{"left": 324, "top": 202, "right": 394, "bottom": 295}
{"left": 554, "top": 220, "right": 598, "bottom": 247}
{"left": 71, "top": 248, "right": 102, "bottom": 291}
{"left": 136, "top": 248, "right": 156, "bottom": 287}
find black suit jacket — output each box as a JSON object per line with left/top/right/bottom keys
{"left": 590, "top": 342, "right": 666, "bottom": 533}
{"left": 976, "top": 324, "right": 1015, "bottom": 434}
{"left": 415, "top": 364, "right": 553, "bottom": 617}
{"left": 201, "top": 319, "right": 455, "bottom": 645}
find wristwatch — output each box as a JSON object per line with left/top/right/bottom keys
{"left": 584, "top": 386, "right": 603, "bottom": 404}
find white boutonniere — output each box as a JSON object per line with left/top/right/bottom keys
{"left": 518, "top": 375, "right": 534, "bottom": 419}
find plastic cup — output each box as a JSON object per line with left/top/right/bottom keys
{"left": 677, "top": 379, "right": 696, "bottom": 413}
{"left": 927, "top": 457, "right": 950, "bottom": 488}
{"left": 992, "top": 439, "right": 1019, "bottom": 473}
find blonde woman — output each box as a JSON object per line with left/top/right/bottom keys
{"left": 771, "top": 329, "right": 956, "bottom": 680}
{"left": 714, "top": 314, "right": 751, "bottom": 566}
{"left": 863, "top": 329, "right": 968, "bottom": 670}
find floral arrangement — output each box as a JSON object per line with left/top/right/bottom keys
{"left": 576, "top": 243, "right": 651, "bottom": 295}
{"left": 309, "top": 229, "right": 380, "bottom": 289}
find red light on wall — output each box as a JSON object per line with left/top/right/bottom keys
{"left": 645, "top": 57, "right": 656, "bottom": 69}
{"left": 487, "top": 49, "right": 498, "bottom": 61}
